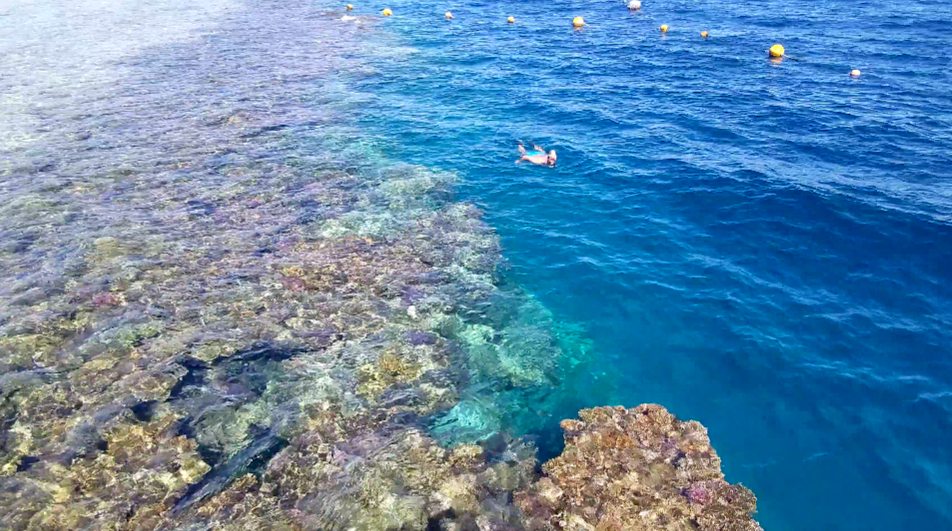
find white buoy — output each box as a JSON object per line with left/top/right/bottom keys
{"left": 628, "top": 0, "right": 642, "bottom": 9}
{"left": 850, "top": 69, "right": 861, "bottom": 77}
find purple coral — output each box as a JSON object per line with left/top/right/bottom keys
{"left": 684, "top": 483, "right": 713, "bottom": 505}
{"left": 280, "top": 275, "right": 307, "bottom": 292}
{"left": 401, "top": 285, "right": 424, "bottom": 306}
{"left": 92, "top": 292, "right": 122, "bottom": 307}
{"left": 404, "top": 330, "right": 437, "bottom": 346}
{"left": 659, "top": 436, "right": 681, "bottom": 460}
{"left": 293, "top": 328, "right": 340, "bottom": 345}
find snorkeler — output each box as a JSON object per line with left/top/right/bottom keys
{"left": 516, "top": 142, "right": 557, "bottom": 167}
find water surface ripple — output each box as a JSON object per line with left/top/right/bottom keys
{"left": 347, "top": 0, "right": 952, "bottom": 529}
{"left": 1, "top": 0, "right": 951, "bottom": 529}
{"left": 1, "top": 1, "right": 588, "bottom": 528}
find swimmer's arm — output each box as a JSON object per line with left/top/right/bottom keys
{"left": 532, "top": 143, "right": 545, "bottom": 152}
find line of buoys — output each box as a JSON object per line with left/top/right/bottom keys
{"left": 367, "top": 5, "right": 861, "bottom": 77}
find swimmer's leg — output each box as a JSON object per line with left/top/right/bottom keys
{"left": 517, "top": 142, "right": 527, "bottom": 156}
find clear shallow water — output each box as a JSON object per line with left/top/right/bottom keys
{"left": 1, "top": 0, "right": 950, "bottom": 529}
{"left": 345, "top": 0, "right": 952, "bottom": 529}
{"left": 1, "top": 2, "right": 592, "bottom": 528}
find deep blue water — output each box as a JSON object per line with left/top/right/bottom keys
{"left": 341, "top": 0, "right": 952, "bottom": 529}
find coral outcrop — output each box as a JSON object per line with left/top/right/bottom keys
{"left": 516, "top": 405, "right": 763, "bottom": 531}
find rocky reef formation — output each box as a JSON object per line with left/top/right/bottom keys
{"left": 517, "top": 405, "right": 763, "bottom": 531}
{"left": 0, "top": 141, "right": 573, "bottom": 529}
{"left": 0, "top": 160, "right": 520, "bottom": 529}
{"left": 0, "top": 148, "right": 761, "bottom": 529}
{"left": 181, "top": 406, "right": 539, "bottom": 531}
{"left": 0, "top": 20, "right": 757, "bottom": 527}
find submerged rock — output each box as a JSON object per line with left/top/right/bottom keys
{"left": 516, "top": 405, "right": 763, "bottom": 531}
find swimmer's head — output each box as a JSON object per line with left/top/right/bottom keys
{"left": 547, "top": 150, "right": 557, "bottom": 166}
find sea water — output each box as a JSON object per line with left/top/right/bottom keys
{"left": 1, "top": 0, "right": 951, "bottom": 530}
{"left": 347, "top": 0, "right": 952, "bottom": 529}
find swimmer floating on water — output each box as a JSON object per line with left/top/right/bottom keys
{"left": 516, "top": 142, "right": 557, "bottom": 167}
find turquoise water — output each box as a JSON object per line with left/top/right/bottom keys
{"left": 343, "top": 0, "right": 952, "bottom": 529}
{"left": 1, "top": 0, "right": 950, "bottom": 529}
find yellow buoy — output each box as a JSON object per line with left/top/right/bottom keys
{"left": 445, "top": 11, "right": 453, "bottom": 19}
{"left": 850, "top": 69, "right": 861, "bottom": 77}
{"left": 507, "top": 16, "right": 515, "bottom": 23}
{"left": 660, "top": 24, "right": 668, "bottom": 32}
{"left": 382, "top": 7, "right": 392, "bottom": 16}
{"left": 769, "top": 44, "right": 784, "bottom": 57}
{"left": 701, "top": 30, "right": 709, "bottom": 38}
{"left": 573, "top": 16, "right": 585, "bottom": 28}
{"left": 346, "top": 4, "right": 353, "bottom": 10}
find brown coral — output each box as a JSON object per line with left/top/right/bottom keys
{"left": 184, "top": 408, "right": 537, "bottom": 531}
{"left": 516, "top": 405, "right": 763, "bottom": 531}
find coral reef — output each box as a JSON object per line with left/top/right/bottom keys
{"left": 0, "top": 127, "right": 761, "bottom": 531}
{"left": 0, "top": 9, "right": 760, "bottom": 526}
{"left": 516, "top": 405, "right": 763, "bottom": 531}
{"left": 188, "top": 406, "right": 538, "bottom": 531}
{"left": 0, "top": 143, "right": 565, "bottom": 529}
